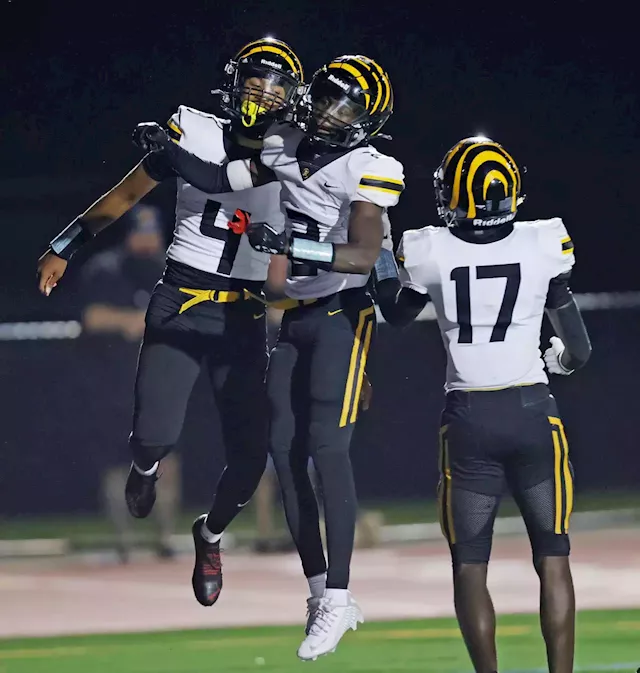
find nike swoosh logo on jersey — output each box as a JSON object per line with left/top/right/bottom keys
{"left": 327, "top": 309, "right": 343, "bottom": 316}
{"left": 324, "top": 182, "right": 340, "bottom": 189}
{"left": 253, "top": 313, "right": 265, "bottom": 320}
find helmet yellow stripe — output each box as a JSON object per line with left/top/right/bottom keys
{"left": 466, "top": 151, "right": 517, "bottom": 218}
{"left": 237, "top": 38, "right": 302, "bottom": 75}
{"left": 366, "top": 58, "right": 391, "bottom": 112}
{"left": 450, "top": 142, "right": 502, "bottom": 210}
{"left": 243, "top": 45, "right": 299, "bottom": 75}
{"left": 351, "top": 57, "right": 384, "bottom": 113}
{"left": 328, "top": 62, "right": 368, "bottom": 90}
{"left": 443, "top": 141, "right": 466, "bottom": 171}
{"left": 482, "top": 169, "right": 509, "bottom": 201}
{"left": 497, "top": 146, "right": 521, "bottom": 189}
{"left": 328, "top": 62, "right": 371, "bottom": 109}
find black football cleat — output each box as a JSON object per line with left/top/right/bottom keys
{"left": 125, "top": 462, "right": 157, "bottom": 519}
{"left": 191, "top": 514, "right": 223, "bottom": 606}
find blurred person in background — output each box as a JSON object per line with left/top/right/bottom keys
{"left": 78, "top": 205, "right": 180, "bottom": 563}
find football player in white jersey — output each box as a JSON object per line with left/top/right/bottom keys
{"left": 136, "top": 54, "right": 404, "bottom": 660}
{"left": 36, "top": 37, "right": 304, "bottom": 608}
{"left": 377, "top": 137, "right": 591, "bottom": 673}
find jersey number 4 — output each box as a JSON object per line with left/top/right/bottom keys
{"left": 451, "top": 263, "right": 521, "bottom": 343}
{"left": 199, "top": 200, "right": 248, "bottom": 275}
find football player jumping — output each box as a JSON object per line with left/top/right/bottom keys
{"left": 36, "top": 37, "right": 304, "bottom": 609}
{"left": 378, "top": 136, "right": 591, "bottom": 673}
{"left": 134, "top": 54, "right": 405, "bottom": 660}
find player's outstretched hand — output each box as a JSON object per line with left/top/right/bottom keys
{"left": 543, "top": 336, "right": 573, "bottom": 375}
{"left": 37, "top": 250, "right": 68, "bottom": 296}
{"left": 245, "top": 221, "right": 288, "bottom": 256}
{"left": 132, "top": 122, "right": 171, "bottom": 152}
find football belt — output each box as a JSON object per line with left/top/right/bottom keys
{"left": 177, "top": 287, "right": 319, "bottom": 314}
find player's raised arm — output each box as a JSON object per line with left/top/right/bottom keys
{"left": 132, "top": 122, "right": 277, "bottom": 194}
{"left": 37, "top": 160, "right": 162, "bottom": 296}
{"left": 544, "top": 272, "right": 592, "bottom": 373}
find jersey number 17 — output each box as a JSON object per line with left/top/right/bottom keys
{"left": 450, "top": 263, "right": 521, "bottom": 344}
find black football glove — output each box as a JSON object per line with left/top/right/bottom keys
{"left": 132, "top": 122, "right": 172, "bottom": 153}
{"left": 245, "top": 221, "right": 288, "bottom": 256}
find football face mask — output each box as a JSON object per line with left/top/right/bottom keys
{"left": 304, "top": 79, "right": 368, "bottom": 147}
{"left": 235, "top": 66, "right": 300, "bottom": 128}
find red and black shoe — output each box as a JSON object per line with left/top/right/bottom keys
{"left": 191, "top": 514, "right": 223, "bottom": 606}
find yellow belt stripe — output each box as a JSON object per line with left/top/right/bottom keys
{"left": 178, "top": 288, "right": 242, "bottom": 314}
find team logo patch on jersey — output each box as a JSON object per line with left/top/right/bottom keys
{"left": 301, "top": 166, "right": 311, "bottom": 179}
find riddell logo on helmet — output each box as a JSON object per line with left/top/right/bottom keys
{"left": 328, "top": 74, "right": 350, "bottom": 91}
{"left": 260, "top": 59, "right": 282, "bottom": 69}
{"left": 472, "top": 212, "right": 517, "bottom": 226}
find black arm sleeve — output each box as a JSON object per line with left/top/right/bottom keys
{"left": 369, "top": 248, "right": 429, "bottom": 328}
{"left": 161, "top": 143, "right": 235, "bottom": 193}
{"left": 545, "top": 273, "right": 592, "bottom": 370}
{"left": 141, "top": 150, "right": 177, "bottom": 182}
{"left": 376, "top": 279, "right": 429, "bottom": 328}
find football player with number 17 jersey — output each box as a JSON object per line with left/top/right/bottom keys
{"left": 377, "top": 137, "right": 591, "bottom": 673}
{"left": 135, "top": 54, "right": 405, "bottom": 661}
{"left": 36, "top": 37, "right": 305, "bottom": 610}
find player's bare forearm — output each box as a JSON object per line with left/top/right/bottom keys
{"left": 79, "top": 162, "right": 159, "bottom": 235}
{"left": 330, "top": 202, "right": 384, "bottom": 274}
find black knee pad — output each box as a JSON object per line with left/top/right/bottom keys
{"left": 530, "top": 531, "right": 571, "bottom": 558}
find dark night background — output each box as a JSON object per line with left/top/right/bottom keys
{"left": 0, "top": 2, "right": 638, "bottom": 517}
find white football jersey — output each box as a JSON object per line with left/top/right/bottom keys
{"left": 261, "top": 122, "right": 404, "bottom": 299}
{"left": 165, "top": 105, "right": 283, "bottom": 281}
{"left": 397, "top": 218, "right": 575, "bottom": 392}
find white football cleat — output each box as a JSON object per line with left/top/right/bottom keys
{"left": 305, "top": 596, "right": 322, "bottom": 635}
{"left": 297, "top": 589, "right": 363, "bottom": 661}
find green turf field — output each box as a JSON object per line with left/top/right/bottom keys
{"left": 0, "top": 610, "right": 638, "bottom": 673}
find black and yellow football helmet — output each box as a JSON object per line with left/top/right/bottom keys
{"left": 434, "top": 136, "right": 525, "bottom": 228}
{"left": 297, "top": 55, "right": 394, "bottom": 148}
{"left": 215, "top": 37, "right": 304, "bottom": 129}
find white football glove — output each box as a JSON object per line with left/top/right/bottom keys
{"left": 543, "top": 336, "right": 574, "bottom": 375}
